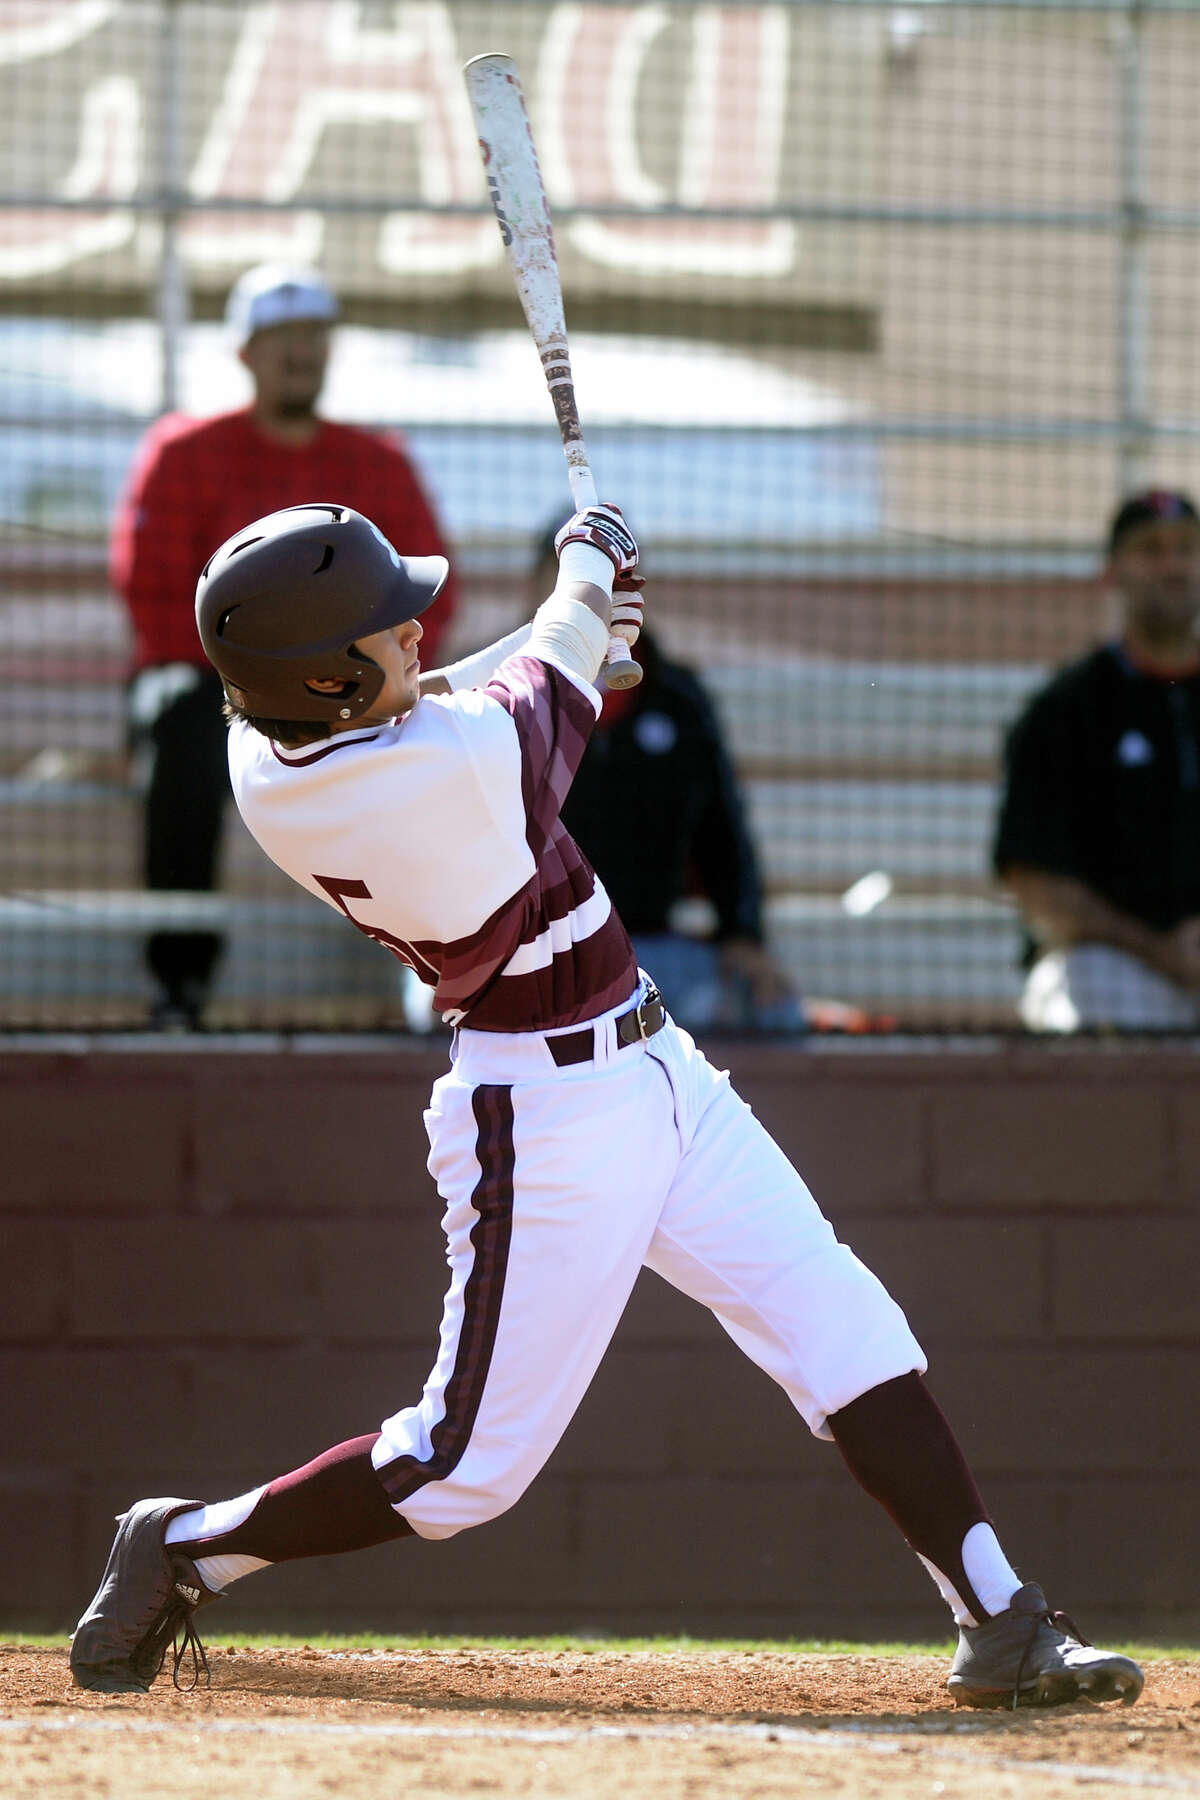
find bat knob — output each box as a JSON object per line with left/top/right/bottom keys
{"left": 603, "top": 653, "right": 643, "bottom": 691}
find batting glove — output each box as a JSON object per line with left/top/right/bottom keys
{"left": 609, "top": 574, "right": 646, "bottom": 645}
{"left": 554, "top": 503, "right": 639, "bottom": 580}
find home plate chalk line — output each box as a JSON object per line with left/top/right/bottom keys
{"left": 0, "top": 1712, "right": 1192, "bottom": 1792}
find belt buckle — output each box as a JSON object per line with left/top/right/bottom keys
{"left": 623, "top": 984, "right": 666, "bottom": 1044}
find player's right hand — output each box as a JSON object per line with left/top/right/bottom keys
{"left": 555, "top": 504, "right": 639, "bottom": 580}
{"left": 608, "top": 575, "right": 645, "bottom": 646}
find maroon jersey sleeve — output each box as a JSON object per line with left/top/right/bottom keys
{"left": 483, "top": 655, "right": 599, "bottom": 862}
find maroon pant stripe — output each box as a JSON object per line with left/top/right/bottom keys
{"left": 377, "top": 1085, "right": 516, "bottom": 1507}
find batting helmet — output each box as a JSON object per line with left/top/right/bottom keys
{"left": 195, "top": 503, "right": 448, "bottom": 722}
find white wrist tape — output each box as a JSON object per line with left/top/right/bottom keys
{"left": 441, "top": 624, "right": 534, "bottom": 693}
{"left": 529, "top": 593, "right": 611, "bottom": 685}
{"left": 556, "top": 538, "right": 615, "bottom": 595}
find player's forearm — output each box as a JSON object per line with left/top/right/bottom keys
{"left": 524, "top": 539, "right": 615, "bottom": 685}
{"left": 421, "top": 590, "right": 611, "bottom": 700}
{"left": 426, "top": 540, "right": 615, "bottom": 697}
{"left": 549, "top": 579, "right": 612, "bottom": 628}
{"left": 527, "top": 587, "right": 610, "bottom": 684}
{"left": 427, "top": 623, "right": 535, "bottom": 695}
{"left": 551, "top": 540, "right": 615, "bottom": 625}
{"left": 1003, "top": 865, "right": 1172, "bottom": 969}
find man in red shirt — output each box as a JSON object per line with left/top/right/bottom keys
{"left": 110, "top": 263, "right": 458, "bottom": 1027}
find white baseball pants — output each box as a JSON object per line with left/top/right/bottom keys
{"left": 373, "top": 984, "right": 926, "bottom": 1539}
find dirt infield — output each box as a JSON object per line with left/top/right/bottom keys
{"left": 2, "top": 1643, "right": 1198, "bottom": 1800}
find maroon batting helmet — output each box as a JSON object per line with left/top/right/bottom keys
{"left": 195, "top": 503, "right": 448, "bottom": 722}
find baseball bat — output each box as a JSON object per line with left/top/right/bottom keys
{"left": 463, "top": 52, "right": 642, "bottom": 690}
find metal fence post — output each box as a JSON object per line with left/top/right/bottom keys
{"left": 156, "top": 0, "right": 188, "bottom": 417}
{"left": 1117, "top": 0, "right": 1150, "bottom": 494}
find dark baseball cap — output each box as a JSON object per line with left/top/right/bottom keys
{"left": 1108, "top": 489, "right": 1200, "bottom": 554}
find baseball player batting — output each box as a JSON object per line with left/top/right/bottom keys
{"left": 70, "top": 503, "right": 1142, "bottom": 1710}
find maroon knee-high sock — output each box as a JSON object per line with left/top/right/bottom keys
{"left": 178, "top": 1434, "right": 413, "bottom": 1564}
{"left": 827, "top": 1372, "right": 991, "bottom": 1620}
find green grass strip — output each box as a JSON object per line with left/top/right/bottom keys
{"left": 3, "top": 1628, "right": 1194, "bottom": 1660}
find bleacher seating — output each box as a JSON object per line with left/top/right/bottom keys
{"left": 0, "top": 635, "right": 1039, "bottom": 1025}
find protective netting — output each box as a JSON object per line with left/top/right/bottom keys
{"left": 2, "top": 0, "right": 1200, "bottom": 1034}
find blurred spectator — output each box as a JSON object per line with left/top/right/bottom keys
{"left": 994, "top": 488, "right": 1200, "bottom": 1031}
{"left": 527, "top": 522, "right": 804, "bottom": 1034}
{"left": 110, "top": 264, "right": 458, "bottom": 1028}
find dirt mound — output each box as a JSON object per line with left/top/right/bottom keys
{"left": 2, "top": 1644, "right": 1197, "bottom": 1800}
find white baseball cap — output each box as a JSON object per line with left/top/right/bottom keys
{"left": 225, "top": 263, "right": 339, "bottom": 348}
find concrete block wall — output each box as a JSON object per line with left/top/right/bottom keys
{"left": 1, "top": 1041, "right": 1196, "bottom": 1641}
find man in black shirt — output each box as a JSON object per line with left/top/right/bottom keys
{"left": 562, "top": 626, "right": 804, "bottom": 1029}
{"left": 994, "top": 488, "right": 1200, "bottom": 1030}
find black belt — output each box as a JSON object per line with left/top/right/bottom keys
{"left": 547, "top": 985, "right": 667, "bottom": 1068}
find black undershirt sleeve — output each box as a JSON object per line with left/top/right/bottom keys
{"left": 688, "top": 685, "right": 765, "bottom": 943}
{"left": 993, "top": 689, "right": 1090, "bottom": 883}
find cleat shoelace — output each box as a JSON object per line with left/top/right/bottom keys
{"left": 170, "top": 1608, "right": 211, "bottom": 1692}
{"left": 130, "top": 1569, "right": 213, "bottom": 1693}
{"left": 1010, "top": 1605, "right": 1090, "bottom": 1710}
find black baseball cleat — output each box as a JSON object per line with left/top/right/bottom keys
{"left": 948, "top": 1582, "right": 1144, "bottom": 1709}
{"left": 70, "top": 1497, "right": 219, "bottom": 1694}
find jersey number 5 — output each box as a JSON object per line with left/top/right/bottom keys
{"left": 313, "top": 874, "right": 434, "bottom": 980}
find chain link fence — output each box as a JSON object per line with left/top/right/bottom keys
{"left": 2, "top": 0, "right": 1199, "bottom": 1033}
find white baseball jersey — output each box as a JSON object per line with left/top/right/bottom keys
{"left": 228, "top": 649, "right": 637, "bottom": 1029}
{"left": 227, "top": 639, "right": 925, "bottom": 1544}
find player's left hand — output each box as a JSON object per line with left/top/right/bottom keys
{"left": 554, "top": 503, "right": 639, "bottom": 580}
